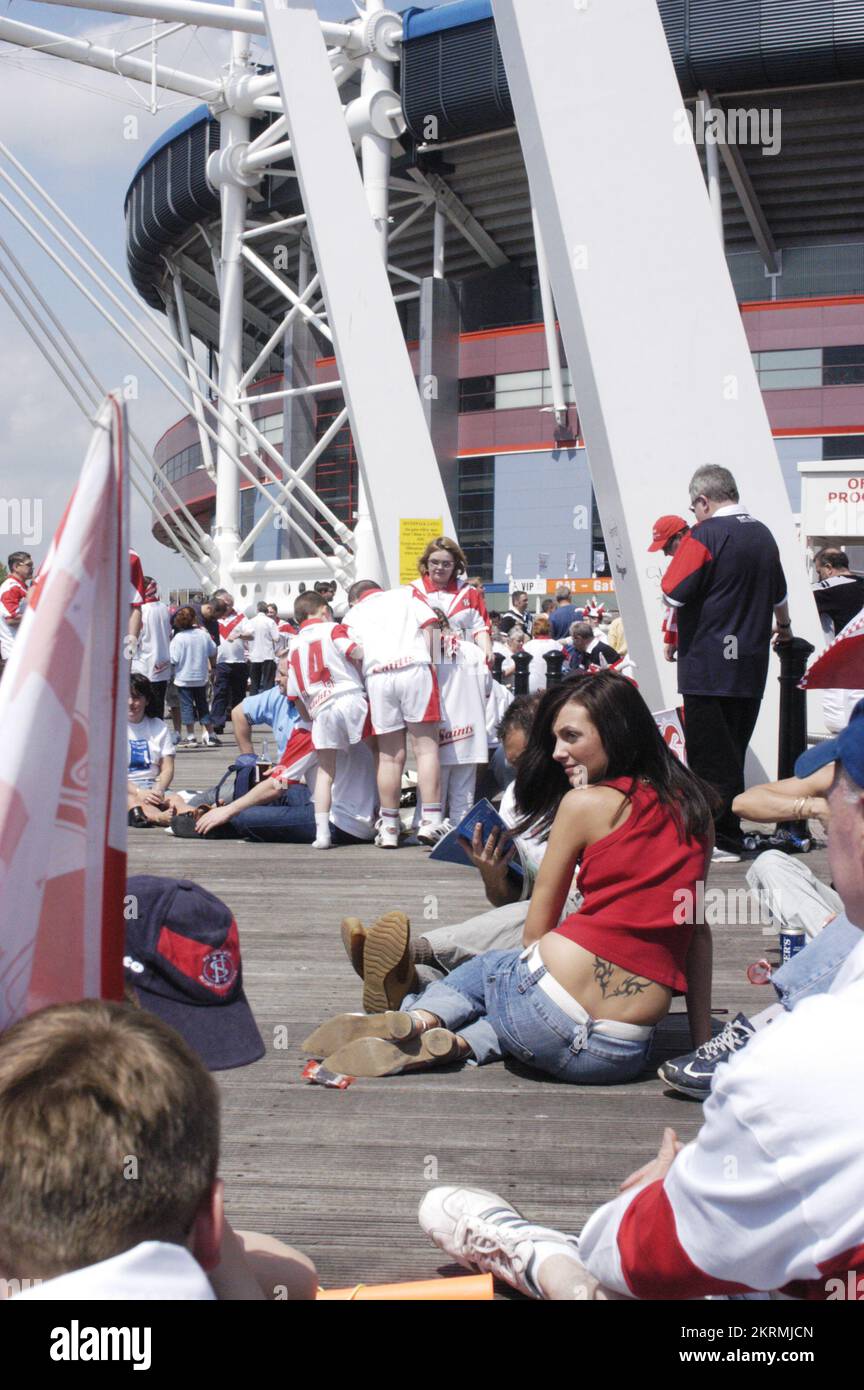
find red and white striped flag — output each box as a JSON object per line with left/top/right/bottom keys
{"left": 0, "top": 396, "right": 128, "bottom": 1031}
{"left": 800, "top": 608, "right": 864, "bottom": 690}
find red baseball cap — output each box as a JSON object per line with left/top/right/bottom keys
{"left": 648, "top": 515, "right": 689, "bottom": 552}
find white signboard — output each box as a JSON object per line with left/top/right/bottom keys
{"left": 799, "top": 460, "right": 864, "bottom": 541}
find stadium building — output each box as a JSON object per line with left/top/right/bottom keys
{"left": 127, "top": 0, "right": 864, "bottom": 602}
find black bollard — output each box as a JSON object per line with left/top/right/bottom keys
{"left": 544, "top": 648, "right": 565, "bottom": 687}
{"left": 492, "top": 651, "right": 505, "bottom": 684}
{"left": 513, "top": 650, "right": 532, "bottom": 695}
{"left": 776, "top": 635, "right": 815, "bottom": 835}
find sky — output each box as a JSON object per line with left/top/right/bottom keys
{"left": 0, "top": 0, "right": 439, "bottom": 589}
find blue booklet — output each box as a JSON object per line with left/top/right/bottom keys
{"left": 428, "top": 798, "right": 525, "bottom": 879}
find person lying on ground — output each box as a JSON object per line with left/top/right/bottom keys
{"left": 307, "top": 671, "right": 716, "bottom": 1081}
{"left": 416, "top": 732, "right": 864, "bottom": 1301}
{"left": 0, "top": 1001, "right": 316, "bottom": 1301}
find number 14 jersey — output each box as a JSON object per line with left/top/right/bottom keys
{"left": 286, "top": 618, "right": 365, "bottom": 715}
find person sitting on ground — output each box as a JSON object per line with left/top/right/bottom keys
{"left": 306, "top": 671, "right": 715, "bottom": 1080}
{"left": 127, "top": 673, "right": 191, "bottom": 826}
{"left": 169, "top": 605, "right": 219, "bottom": 748}
{"left": 285, "top": 590, "right": 369, "bottom": 849}
{"left": 521, "top": 614, "right": 565, "bottom": 692}
{"left": 340, "top": 694, "right": 549, "bottom": 1013}
{"left": 0, "top": 1000, "right": 316, "bottom": 1301}
{"left": 418, "top": 719, "right": 864, "bottom": 1299}
{"left": 657, "top": 707, "right": 860, "bottom": 1100}
{"left": 232, "top": 651, "right": 300, "bottom": 762}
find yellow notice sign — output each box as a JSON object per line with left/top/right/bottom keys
{"left": 399, "top": 518, "right": 443, "bottom": 585}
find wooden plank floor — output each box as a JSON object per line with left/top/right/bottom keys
{"left": 129, "top": 734, "right": 830, "bottom": 1294}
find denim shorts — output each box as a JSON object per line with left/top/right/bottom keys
{"left": 178, "top": 685, "right": 211, "bottom": 725}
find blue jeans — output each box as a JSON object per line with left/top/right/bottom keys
{"left": 230, "top": 785, "right": 367, "bottom": 845}
{"left": 772, "top": 912, "right": 861, "bottom": 1010}
{"left": 178, "top": 685, "right": 211, "bottom": 726}
{"left": 403, "top": 949, "right": 654, "bottom": 1082}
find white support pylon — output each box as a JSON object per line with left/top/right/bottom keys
{"left": 492, "top": 0, "right": 822, "bottom": 779}
{"left": 262, "top": 0, "right": 454, "bottom": 588}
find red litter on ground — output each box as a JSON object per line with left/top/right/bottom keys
{"left": 302, "top": 1059, "right": 355, "bottom": 1089}
{"left": 747, "top": 960, "right": 773, "bottom": 986}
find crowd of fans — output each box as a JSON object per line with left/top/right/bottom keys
{"left": 1, "top": 463, "right": 863, "bottom": 1304}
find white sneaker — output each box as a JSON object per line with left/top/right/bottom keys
{"left": 313, "top": 835, "right": 332, "bottom": 850}
{"left": 416, "top": 818, "right": 452, "bottom": 846}
{"left": 374, "top": 818, "right": 400, "bottom": 849}
{"left": 711, "top": 845, "right": 741, "bottom": 864}
{"left": 418, "top": 1186, "right": 581, "bottom": 1299}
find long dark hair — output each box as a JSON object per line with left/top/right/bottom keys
{"left": 513, "top": 671, "right": 716, "bottom": 842}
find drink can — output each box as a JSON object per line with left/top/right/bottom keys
{"left": 780, "top": 927, "right": 806, "bottom": 963}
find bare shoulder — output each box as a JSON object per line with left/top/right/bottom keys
{"left": 556, "top": 784, "right": 632, "bottom": 834}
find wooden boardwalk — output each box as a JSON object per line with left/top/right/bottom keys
{"left": 128, "top": 736, "right": 830, "bottom": 1294}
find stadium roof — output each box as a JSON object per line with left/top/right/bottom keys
{"left": 125, "top": 0, "right": 864, "bottom": 355}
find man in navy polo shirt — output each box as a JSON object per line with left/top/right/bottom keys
{"left": 662, "top": 465, "right": 793, "bottom": 861}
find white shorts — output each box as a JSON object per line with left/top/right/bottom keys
{"left": 367, "top": 665, "right": 441, "bottom": 735}
{"left": 312, "top": 691, "right": 371, "bottom": 751}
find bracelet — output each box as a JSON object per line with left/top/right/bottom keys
{"left": 792, "top": 796, "right": 813, "bottom": 820}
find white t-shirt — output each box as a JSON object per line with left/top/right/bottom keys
{"left": 330, "top": 740, "right": 377, "bottom": 841}
{"left": 216, "top": 609, "right": 249, "bottom": 664}
{"left": 346, "top": 587, "right": 437, "bottom": 677}
{"left": 127, "top": 716, "right": 174, "bottom": 787}
{"left": 486, "top": 678, "right": 513, "bottom": 746}
{"left": 169, "top": 629, "right": 217, "bottom": 686}
{"left": 242, "top": 612, "right": 280, "bottom": 663}
{"left": 12, "top": 1240, "right": 215, "bottom": 1301}
{"left": 522, "top": 637, "right": 565, "bottom": 692}
{"left": 286, "top": 618, "right": 364, "bottom": 715}
{"left": 437, "top": 639, "right": 491, "bottom": 766}
{"left": 409, "top": 575, "right": 490, "bottom": 644}
{"left": 133, "top": 601, "right": 173, "bottom": 682}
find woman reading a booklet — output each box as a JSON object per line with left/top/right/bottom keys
{"left": 305, "top": 671, "right": 716, "bottom": 1082}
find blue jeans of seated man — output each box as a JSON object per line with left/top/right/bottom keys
{"left": 771, "top": 912, "right": 861, "bottom": 1011}
{"left": 402, "top": 948, "right": 654, "bottom": 1082}
{"left": 230, "top": 786, "right": 366, "bottom": 845}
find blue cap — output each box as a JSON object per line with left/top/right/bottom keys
{"left": 794, "top": 698, "right": 864, "bottom": 784}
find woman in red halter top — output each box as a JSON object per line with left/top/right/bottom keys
{"left": 309, "top": 671, "right": 716, "bottom": 1081}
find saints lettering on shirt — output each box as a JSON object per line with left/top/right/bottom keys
{"left": 437, "top": 639, "right": 491, "bottom": 764}
{"left": 346, "top": 587, "right": 438, "bottom": 677}
{"left": 410, "top": 574, "right": 490, "bottom": 643}
{"left": 286, "top": 618, "right": 364, "bottom": 715}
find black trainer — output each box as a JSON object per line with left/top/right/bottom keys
{"left": 657, "top": 1012, "right": 756, "bottom": 1099}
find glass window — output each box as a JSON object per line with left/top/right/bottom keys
{"left": 757, "top": 349, "right": 822, "bottom": 390}
{"left": 495, "top": 370, "right": 543, "bottom": 410}
{"left": 541, "top": 368, "right": 576, "bottom": 406}
{"left": 457, "top": 457, "right": 494, "bottom": 581}
{"left": 459, "top": 376, "right": 496, "bottom": 413}
{"left": 256, "top": 413, "right": 284, "bottom": 443}
{"left": 823, "top": 345, "right": 864, "bottom": 387}
{"left": 823, "top": 434, "right": 864, "bottom": 460}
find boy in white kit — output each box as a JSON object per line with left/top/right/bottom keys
{"left": 345, "top": 579, "right": 443, "bottom": 848}
{"left": 286, "top": 591, "right": 369, "bottom": 849}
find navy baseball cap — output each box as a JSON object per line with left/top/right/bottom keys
{"left": 794, "top": 698, "right": 864, "bottom": 785}
{"left": 125, "top": 875, "right": 265, "bottom": 1071}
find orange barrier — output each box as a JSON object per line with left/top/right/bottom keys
{"left": 317, "top": 1274, "right": 493, "bottom": 1301}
